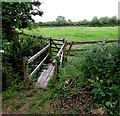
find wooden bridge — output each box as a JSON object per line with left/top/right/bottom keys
{"left": 23, "top": 35, "right": 118, "bottom": 89}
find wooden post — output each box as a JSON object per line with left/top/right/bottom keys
{"left": 53, "top": 59, "right": 57, "bottom": 82}
{"left": 103, "top": 38, "right": 107, "bottom": 44}
{"left": 63, "top": 40, "right": 67, "bottom": 64}
{"left": 67, "top": 41, "right": 73, "bottom": 57}
{"left": 49, "top": 37, "right": 52, "bottom": 53}
{"left": 23, "top": 57, "right": 29, "bottom": 89}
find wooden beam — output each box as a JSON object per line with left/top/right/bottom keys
{"left": 66, "top": 49, "right": 87, "bottom": 52}
{"left": 53, "top": 59, "right": 57, "bottom": 82}
{"left": 23, "top": 57, "right": 29, "bottom": 89}
{"left": 55, "top": 43, "right": 63, "bottom": 45}
{"left": 106, "top": 40, "right": 118, "bottom": 43}
{"left": 67, "top": 40, "right": 118, "bottom": 45}
{"left": 51, "top": 51, "right": 58, "bottom": 53}
{"left": 52, "top": 38, "right": 63, "bottom": 42}
{"left": 60, "top": 52, "right": 64, "bottom": 67}
{"left": 51, "top": 47, "right": 60, "bottom": 49}
{"left": 28, "top": 44, "right": 50, "bottom": 63}
{"left": 57, "top": 43, "right": 65, "bottom": 57}
{"left": 29, "top": 53, "right": 49, "bottom": 78}
{"left": 67, "top": 41, "right": 73, "bottom": 57}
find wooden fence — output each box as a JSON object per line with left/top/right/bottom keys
{"left": 23, "top": 36, "right": 118, "bottom": 89}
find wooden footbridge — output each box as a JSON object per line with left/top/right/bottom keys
{"left": 23, "top": 35, "right": 118, "bottom": 89}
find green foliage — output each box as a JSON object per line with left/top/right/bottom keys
{"left": 2, "top": 34, "right": 48, "bottom": 91}
{"left": 81, "top": 44, "right": 120, "bottom": 115}
{"left": 38, "top": 16, "right": 118, "bottom": 27}
{"left": 56, "top": 16, "right": 67, "bottom": 26}
{"left": 2, "top": 2, "right": 43, "bottom": 41}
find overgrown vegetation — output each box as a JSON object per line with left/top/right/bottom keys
{"left": 80, "top": 44, "right": 120, "bottom": 115}
{"left": 2, "top": 34, "right": 48, "bottom": 91}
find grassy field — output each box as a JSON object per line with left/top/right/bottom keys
{"left": 24, "top": 26, "right": 118, "bottom": 42}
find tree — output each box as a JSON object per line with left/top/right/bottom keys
{"left": 109, "top": 16, "right": 118, "bottom": 26}
{"left": 2, "top": 2, "right": 43, "bottom": 41}
{"left": 91, "top": 16, "right": 100, "bottom": 26}
{"left": 81, "top": 19, "right": 89, "bottom": 26}
{"left": 99, "top": 16, "right": 109, "bottom": 26}
{"left": 56, "top": 16, "right": 67, "bottom": 26}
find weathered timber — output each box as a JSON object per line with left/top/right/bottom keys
{"left": 28, "top": 44, "right": 50, "bottom": 63}
{"left": 60, "top": 52, "right": 64, "bottom": 67}
{"left": 29, "top": 53, "right": 49, "bottom": 78}
{"left": 57, "top": 43, "right": 65, "bottom": 57}
{"left": 67, "top": 41, "right": 73, "bottom": 57}
{"left": 62, "top": 40, "right": 67, "bottom": 64}
{"left": 51, "top": 38, "right": 63, "bottom": 42}
{"left": 67, "top": 40, "right": 118, "bottom": 45}
{"left": 53, "top": 59, "right": 57, "bottom": 82}
{"left": 23, "top": 57, "right": 29, "bottom": 89}
{"left": 35, "top": 63, "right": 54, "bottom": 88}
{"left": 66, "top": 49, "right": 87, "bottom": 52}
{"left": 51, "top": 46, "right": 60, "bottom": 49}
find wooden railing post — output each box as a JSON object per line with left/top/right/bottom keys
{"left": 53, "top": 59, "right": 57, "bottom": 82}
{"left": 23, "top": 57, "right": 29, "bottom": 89}
{"left": 103, "top": 38, "right": 107, "bottom": 44}
{"left": 63, "top": 39, "right": 67, "bottom": 65}
{"left": 49, "top": 37, "right": 52, "bottom": 53}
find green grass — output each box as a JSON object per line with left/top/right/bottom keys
{"left": 24, "top": 27, "right": 118, "bottom": 42}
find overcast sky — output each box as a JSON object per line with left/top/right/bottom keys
{"left": 33, "top": 0, "right": 120, "bottom": 22}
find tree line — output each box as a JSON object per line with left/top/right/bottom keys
{"left": 37, "top": 16, "right": 120, "bottom": 27}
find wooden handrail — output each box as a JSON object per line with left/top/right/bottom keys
{"left": 29, "top": 53, "right": 49, "bottom": 78}
{"left": 28, "top": 44, "right": 50, "bottom": 63}
{"left": 57, "top": 42, "right": 65, "bottom": 57}
{"left": 60, "top": 52, "right": 64, "bottom": 66}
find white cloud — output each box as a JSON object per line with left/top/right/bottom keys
{"left": 32, "top": 0, "right": 120, "bottom": 22}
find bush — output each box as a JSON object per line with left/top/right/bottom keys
{"left": 2, "top": 34, "right": 49, "bottom": 91}
{"left": 81, "top": 44, "right": 120, "bottom": 115}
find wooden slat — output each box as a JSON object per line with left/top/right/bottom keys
{"left": 106, "top": 40, "right": 118, "bottom": 43}
{"left": 55, "top": 43, "right": 63, "bottom": 45}
{"left": 29, "top": 53, "right": 49, "bottom": 78}
{"left": 57, "top": 43, "right": 65, "bottom": 57}
{"left": 66, "top": 49, "right": 87, "bottom": 52}
{"left": 67, "top": 40, "right": 118, "bottom": 45}
{"left": 51, "top": 47, "right": 60, "bottom": 49}
{"left": 28, "top": 44, "right": 50, "bottom": 63}
{"left": 51, "top": 51, "right": 58, "bottom": 53}
{"left": 52, "top": 38, "right": 63, "bottom": 42}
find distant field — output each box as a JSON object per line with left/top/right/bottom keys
{"left": 24, "top": 27, "right": 118, "bottom": 42}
